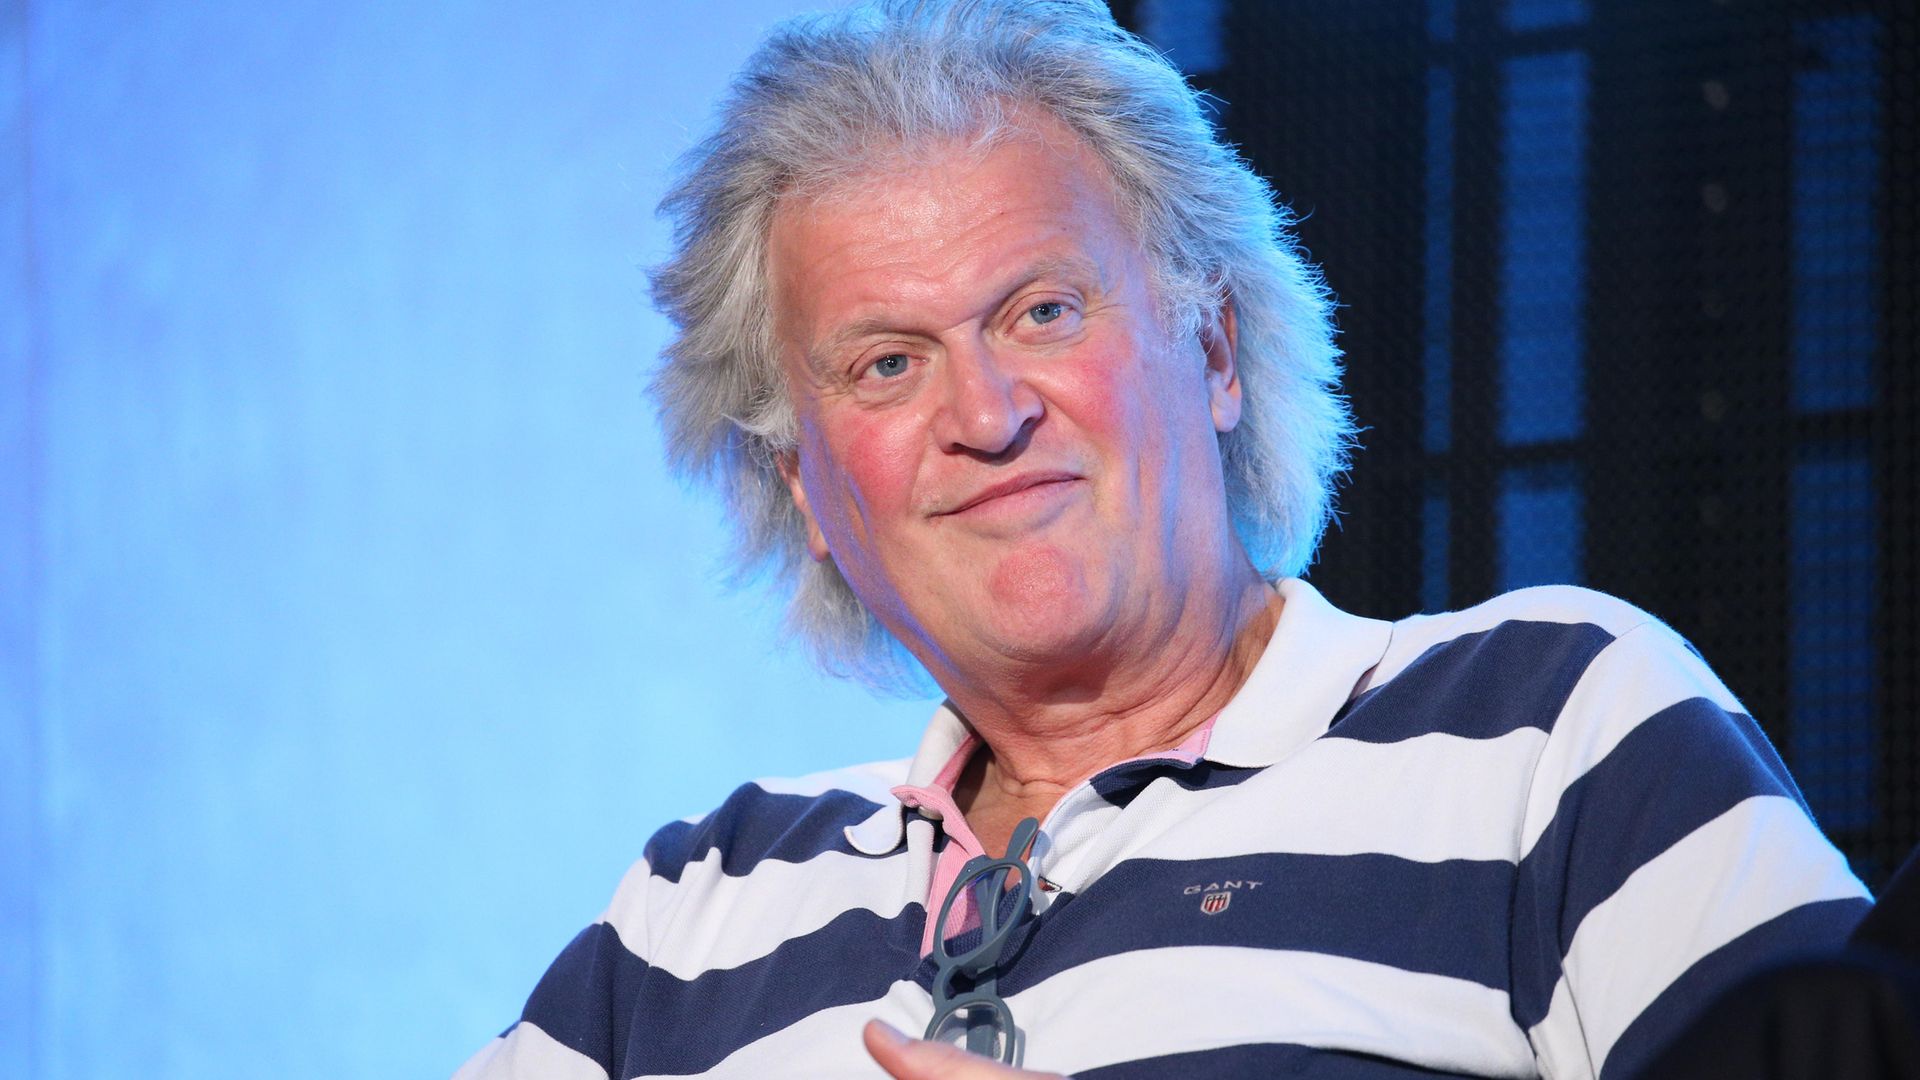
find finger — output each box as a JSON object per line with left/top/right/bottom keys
{"left": 862, "top": 1019, "right": 1061, "bottom": 1079}
{"left": 864, "top": 1020, "right": 950, "bottom": 1079}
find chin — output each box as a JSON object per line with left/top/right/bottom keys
{"left": 973, "top": 549, "right": 1115, "bottom": 662}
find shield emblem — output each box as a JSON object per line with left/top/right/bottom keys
{"left": 1200, "top": 891, "right": 1231, "bottom": 915}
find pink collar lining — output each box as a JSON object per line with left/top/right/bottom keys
{"left": 892, "top": 714, "right": 1221, "bottom": 956}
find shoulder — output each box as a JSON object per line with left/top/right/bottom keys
{"left": 591, "top": 756, "right": 912, "bottom": 965}
{"left": 1382, "top": 585, "right": 1668, "bottom": 669}
{"left": 637, "top": 757, "right": 911, "bottom": 884}
{"left": 1341, "top": 586, "right": 1707, "bottom": 744}
{"left": 1370, "top": 584, "right": 1697, "bottom": 689}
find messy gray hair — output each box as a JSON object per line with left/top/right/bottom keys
{"left": 648, "top": 0, "right": 1353, "bottom": 690}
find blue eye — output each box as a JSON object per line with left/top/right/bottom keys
{"left": 867, "top": 353, "right": 911, "bottom": 378}
{"left": 1029, "top": 302, "right": 1066, "bottom": 325}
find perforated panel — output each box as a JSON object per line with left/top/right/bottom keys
{"left": 1118, "top": 0, "right": 1918, "bottom": 886}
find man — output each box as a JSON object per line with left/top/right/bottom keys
{"left": 456, "top": 1, "right": 1869, "bottom": 1077}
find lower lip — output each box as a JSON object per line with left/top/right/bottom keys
{"left": 950, "top": 478, "right": 1081, "bottom": 521}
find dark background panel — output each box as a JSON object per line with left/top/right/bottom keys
{"left": 1120, "top": 0, "right": 1917, "bottom": 886}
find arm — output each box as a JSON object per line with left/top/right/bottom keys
{"left": 452, "top": 855, "right": 657, "bottom": 1080}
{"left": 1513, "top": 620, "right": 1871, "bottom": 1079}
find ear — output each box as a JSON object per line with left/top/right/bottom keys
{"left": 1201, "top": 295, "right": 1242, "bottom": 434}
{"left": 775, "top": 449, "right": 832, "bottom": 562}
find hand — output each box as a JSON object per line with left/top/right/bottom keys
{"left": 863, "top": 1020, "right": 1067, "bottom": 1080}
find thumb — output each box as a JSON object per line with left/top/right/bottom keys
{"left": 865, "top": 1020, "right": 961, "bottom": 1079}
{"left": 862, "top": 1020, "right": 1062, "bottom": 1079}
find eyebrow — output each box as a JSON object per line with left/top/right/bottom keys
{"left": 805, "top": 253, "right": 1106, "bottom": 372}
{"left": 811, "top": 317, "right": 900, "bottom": 369}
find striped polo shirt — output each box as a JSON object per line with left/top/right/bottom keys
{"left": 454, "top": 580, "right": 1871, "bottom": 1079}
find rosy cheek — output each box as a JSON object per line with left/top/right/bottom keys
{"left": 818, "top": 409, "right": 925, "bottom": 534}
{"left": 1043, "top": 337, "right": 1159, "bottom": 450}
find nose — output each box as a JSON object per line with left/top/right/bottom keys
{"left": 931, "top": 338, "right": 1043, "bottom": 458}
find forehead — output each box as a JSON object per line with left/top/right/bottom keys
{"left": 764, "top": 113, "right": 1140, "bottom": 351}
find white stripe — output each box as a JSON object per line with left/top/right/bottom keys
{"left": 748, "top": 759, "right": 909, "bottom": 801}
{"left": 636, "top": 979, "right": 930, "bottom": 1078}
{"left": 605, "top": 847, "right": 917, "bottom": 980}
{"left": 595, "top": 856, "right": 656, "bottom": 958}
{"left": 450, "top": 1022, "right": 608, "bottom": 1080}
{"left": 1529, "top": 795, "right": 1869, "bottom": 1078}
{"left": 1519, "top": 622, "right": 1746, "bottom": 857}
{"left": 621, "top": 731, "right": 1559, "bottom": 982}
{"left": 1110, "top": 728, "right": 1548, "bottom": 868}
{"left": 667, "top": 948, "right": 1536, "bottom": 1079}
{"left": 1017, "top": 947, "right": 1536, "bottom": 1077}
{"left": 1368, "top": 585, "right": 1657, "bottom": 690}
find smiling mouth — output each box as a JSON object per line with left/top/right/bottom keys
{"left": 939, "top": 473, "right": 1082, "bottom": 517}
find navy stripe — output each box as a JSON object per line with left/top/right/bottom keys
{"left": 1075, "top": 1041, "right": 1473, "bottom": 1078}
{"left": 996, "top": 852, "right": 1514, "bottom": 995}
{"left": 1337, "top": 621, "right": 1614, "bottom": 743}
{"left": 620, "top": 904, "right": 925, "bottom": 1075}
{"left": 644, "top": 784, "right": 885, "bottom": 883}
{"left": 1088, "top": 758, "right": 1265, "bottom": 808}
{"left": 517, "top": 921, "right": 646, "bottom": 1076}
{"left": 1599, "top": 897, "right": 1871, "bottom": 1080}
{"left": 1510, "top": 698, "right": 1807, "bottom": 1028}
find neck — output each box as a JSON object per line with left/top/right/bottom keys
{"left": 941, "top": 566, "right": 1282, "bottom": 831}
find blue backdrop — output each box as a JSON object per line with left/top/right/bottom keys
{"left": 0, "top": 3, "right": 937, "bottom": 1077}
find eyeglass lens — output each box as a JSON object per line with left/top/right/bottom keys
{"left": 924, "top": 816, "right": 1040, "bottom": 1066}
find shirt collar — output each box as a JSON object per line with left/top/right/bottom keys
{"left": 843, "top": 579, "right": 1393, "bottom": 855}
{"left": 846, "top": 701, "right": 973, "bottom": 854}
{"left": 1201, "top": 578, "right": 1394, "bottom": 768}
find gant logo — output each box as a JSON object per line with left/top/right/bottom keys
{"left": 1182, "top": 879, "right": 1261, "bottom": 915}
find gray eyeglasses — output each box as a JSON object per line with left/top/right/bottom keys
{"left": 924, "top": 816, "right": 1042, "bottom": 1066}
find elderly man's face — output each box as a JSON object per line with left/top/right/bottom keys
{"left": 769, "top": 112, "right": 1243, "bottom": 679}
